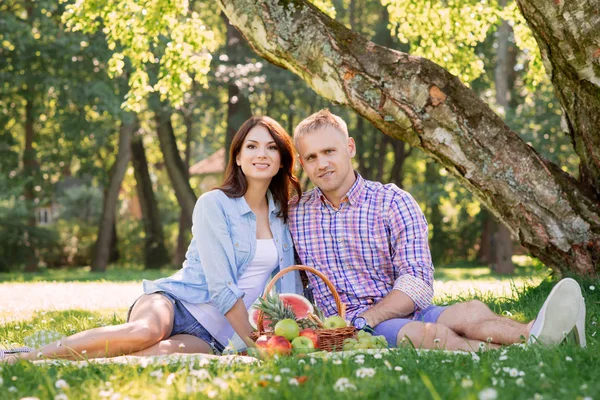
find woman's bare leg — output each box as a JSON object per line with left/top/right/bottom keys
{"left": 14, "top": 293, "right": 175, "bottom": 361}
{"left": 130, "top": 334, "right": 213, "bottom": 356}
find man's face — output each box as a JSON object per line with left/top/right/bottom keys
{"left": 296, "top": 126, "right": 356, "bottom": 198}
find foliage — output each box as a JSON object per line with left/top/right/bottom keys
{"left": 0, "top": 197, "right": 60, "bottom": 272}
{"left": 382, "top": 0, "right": 500, "bottom": 83}
{"left": 62, "top": 0, "right": 218, "bottom": 110}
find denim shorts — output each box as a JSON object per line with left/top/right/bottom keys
{"left": 127, "top": 292, "right": 225, "bottom": 354}
{"left": 373, "top": 305, "right": 448, "bottom": 347}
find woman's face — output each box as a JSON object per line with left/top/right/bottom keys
{"left": 236, "top": 125, "right": 282, "bottom": 184}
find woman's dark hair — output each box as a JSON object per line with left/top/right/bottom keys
{"left": 217, "top": 116, "right": 302, "bottom": 223}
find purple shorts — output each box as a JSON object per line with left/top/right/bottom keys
{"left": 373, "top": 305, "right": 448, "bottom": 347}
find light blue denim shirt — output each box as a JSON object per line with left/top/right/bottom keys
{"left": 143, "top": 189, "right": 301, "bottom": 315}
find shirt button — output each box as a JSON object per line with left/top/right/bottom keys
{"left": 280, "top": 258, "right": 283, "bottom": 262}
{"left": 337, "top": 237, "right": 342, "bottom": 243}
{"left": 228, "top": 281, "right": 232, "bottom": 285}
{"left": 235, "top": 243, "right": 239, "bottom": 247}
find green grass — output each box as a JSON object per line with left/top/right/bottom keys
{"left": 1, "top": 269, "right": 599, "bottom": 399}
{"left": 0, "top": 264, "right": 175, "bottom": 283}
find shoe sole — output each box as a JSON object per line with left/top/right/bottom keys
{"left": 530, "top": 278, "right": 581, "bottom": 346}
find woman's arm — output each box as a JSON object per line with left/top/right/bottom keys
{"left": 225, "top": 298, "right": 256, "bottom": 348}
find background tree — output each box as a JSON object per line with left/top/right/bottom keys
{"left": 215, "top": 0, "right": 599, "bottom": 276}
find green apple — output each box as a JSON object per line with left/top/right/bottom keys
{"left": 274, "top": 319, "right": 300, "bottom": 341}
{"left": 323, "top": 315, "right": 347, "bottom": 329}
{"left": 291, "top": 336, "right": 315, "bottom": 354}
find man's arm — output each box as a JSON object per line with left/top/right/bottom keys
{"left": 358, "top": 190, "right": 435, "bottom": 327}
{"left": 358, "top": 290, "right": 415, "bottom": 327}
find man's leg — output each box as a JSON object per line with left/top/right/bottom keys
{"left": 397, "top": 321, "right": 501, "bottom": 351}
{"left": 373, "top": 317, "right": 500, "bottom": 351}
{"left": 437, "top": 300, "right": 530, "bottom": 345}
{"left": 437, "top": 278, "right": 583, "bottom": 346}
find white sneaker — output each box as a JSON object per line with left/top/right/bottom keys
{"left": 572, "top": 296, "right": 586, "bottom": 348}
{"left": 528, "top": 278, "right": 582, "bottom": 346}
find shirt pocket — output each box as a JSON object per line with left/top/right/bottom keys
{"left": 231, "top": 237, "right": 251, "bottom": 267}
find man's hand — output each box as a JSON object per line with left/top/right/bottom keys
{"left": 359, "top": 290, "right": 415, "bottom": 327}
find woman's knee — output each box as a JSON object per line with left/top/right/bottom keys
{"left": 125, "top": 321, "right": 171, "bottom": 348}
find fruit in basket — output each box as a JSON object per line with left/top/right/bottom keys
{"left": 347, "top": 331, "right": 389, "bottom": 350}
{"left": 342, "top": 338, "right": 358, "bottom": 351}
{"left": 291, "top": 336, "right": 316, "bottom": 354}
{"left": 250, "top": 292, "right": 315, "bottom": 330}
{"left": 267, "top": 335, "right": 292, "bottom": 355}
{"left": 299, "top": 328, "right": 319, "bottom": 348}
{"left": 255, "top": 335, "right": 269, "bottom": 348}
{"left": 323, "top": 315, "right": 347, "bottom": 329}
{"left": 274, "top": 319, "right": 300, "bottom": 341}
{"left": 356, "top": 330, "right": 371, "bottom": 340}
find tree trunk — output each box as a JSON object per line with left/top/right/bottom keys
{"left": 516, "top": 0, "right": 600, "bottom": 198}
{"left": 477, "top": 210, "right": 494, "bottom": 265}
{"left": 223, "top": 13, "right": 253, "bottom": 166}
{"left": 375, "top": 135, "right": 390, "bottom": 183}
{"left": 354, "top": 115, "right": 367, "bottom": 172}
{"left": 153, "top": 105, "right": 196, "bottom": 224}
{"left": 131, "top": 134, "right": 170, "bottom": 269}
{"left": 92, "top": 118, "right": 135, "bottom": 272}
{"left": 173, "top": 110, "right": 195, "bottom": 267}
{"left": 425, "top": 162, "right": 446, "bottom": 265}
{"left": 388, "top": 140, "right": 410, "bottom": 187}
{"left": 23, "top": 94, "right": 38, "bottom": 272}
{"left": 218, "top": 0, "right": 600, "bottom": 276}
{"left": 491, "top": 0, "right": 515, "bottom": 274}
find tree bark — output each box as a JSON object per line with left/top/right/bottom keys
{"left": 131, "top": 134, "right": 170, "bottom": 269}
{"left": 516, "top": 0, "right": 600, "bottom": 198}
{"left": 92, "top": 118, "right": 135, "bottom": 272}
{"left": 218, "top": 0, "right": 600, "bottom": 276}
{"left": 153, "top": 105, "right": 197, "bottom": 224}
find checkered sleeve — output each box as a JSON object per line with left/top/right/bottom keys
{"left": 387, "top": 191, "right": 434, "bottom": 311}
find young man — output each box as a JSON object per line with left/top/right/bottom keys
{"left": 288, "top": 109, "right": 586, "bottom": 351}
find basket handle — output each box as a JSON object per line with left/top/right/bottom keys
{"left": 256, "top": 265, "right": 346, "bottom": 332}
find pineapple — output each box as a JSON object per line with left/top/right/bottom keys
{"left": 253, "top": 292, "right": 296, "bottom": 330}
{"left": 252, "top": 292, "right": 320, "bottom": 330}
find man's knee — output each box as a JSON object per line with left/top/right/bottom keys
{"left": 397, "top": 322, "right": 454, "bottom": 348}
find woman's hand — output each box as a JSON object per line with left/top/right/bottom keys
{"left": 225, "top": 298, "right": 256, "bottom": 349}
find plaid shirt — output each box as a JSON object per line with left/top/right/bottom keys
{"left": 289, "top": 174, "right": 434, "bottom": 321}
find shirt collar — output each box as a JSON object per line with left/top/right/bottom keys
{"left": 313, "top": 172, "right": 365, "bottom": 208}
{"left": 236, "top": 190, "right": 277, "bottom": 216}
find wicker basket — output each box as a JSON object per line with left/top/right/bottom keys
{"left": 250, "top": 265, "right": 356, "bottom": 352}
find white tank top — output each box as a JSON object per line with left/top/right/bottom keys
{"left": 180, "top": 239, "right": 279, "bottom": 346}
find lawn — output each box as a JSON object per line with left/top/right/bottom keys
{"left": 0, "top": 262, "right": 598, "bottom": 400}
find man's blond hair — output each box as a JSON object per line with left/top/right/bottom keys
{"left": 293, "top": 109, "right": 349, "bottom": 148}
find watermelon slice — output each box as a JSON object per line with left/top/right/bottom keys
{"left": 249, "top": 293, "right": 314, "bottom": 330}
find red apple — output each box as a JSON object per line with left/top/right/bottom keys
{"left": 267, "top": 335, "right": 292, "bottom": 356}
{"left": 299, "top": 328, "right": 319, "bottom": 349}
{"left": 256, "top": 335, "right": 270, "bottom": 349}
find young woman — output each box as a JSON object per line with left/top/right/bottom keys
{"left": 6, "top": 116, "right": 302, "bottom": 361}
